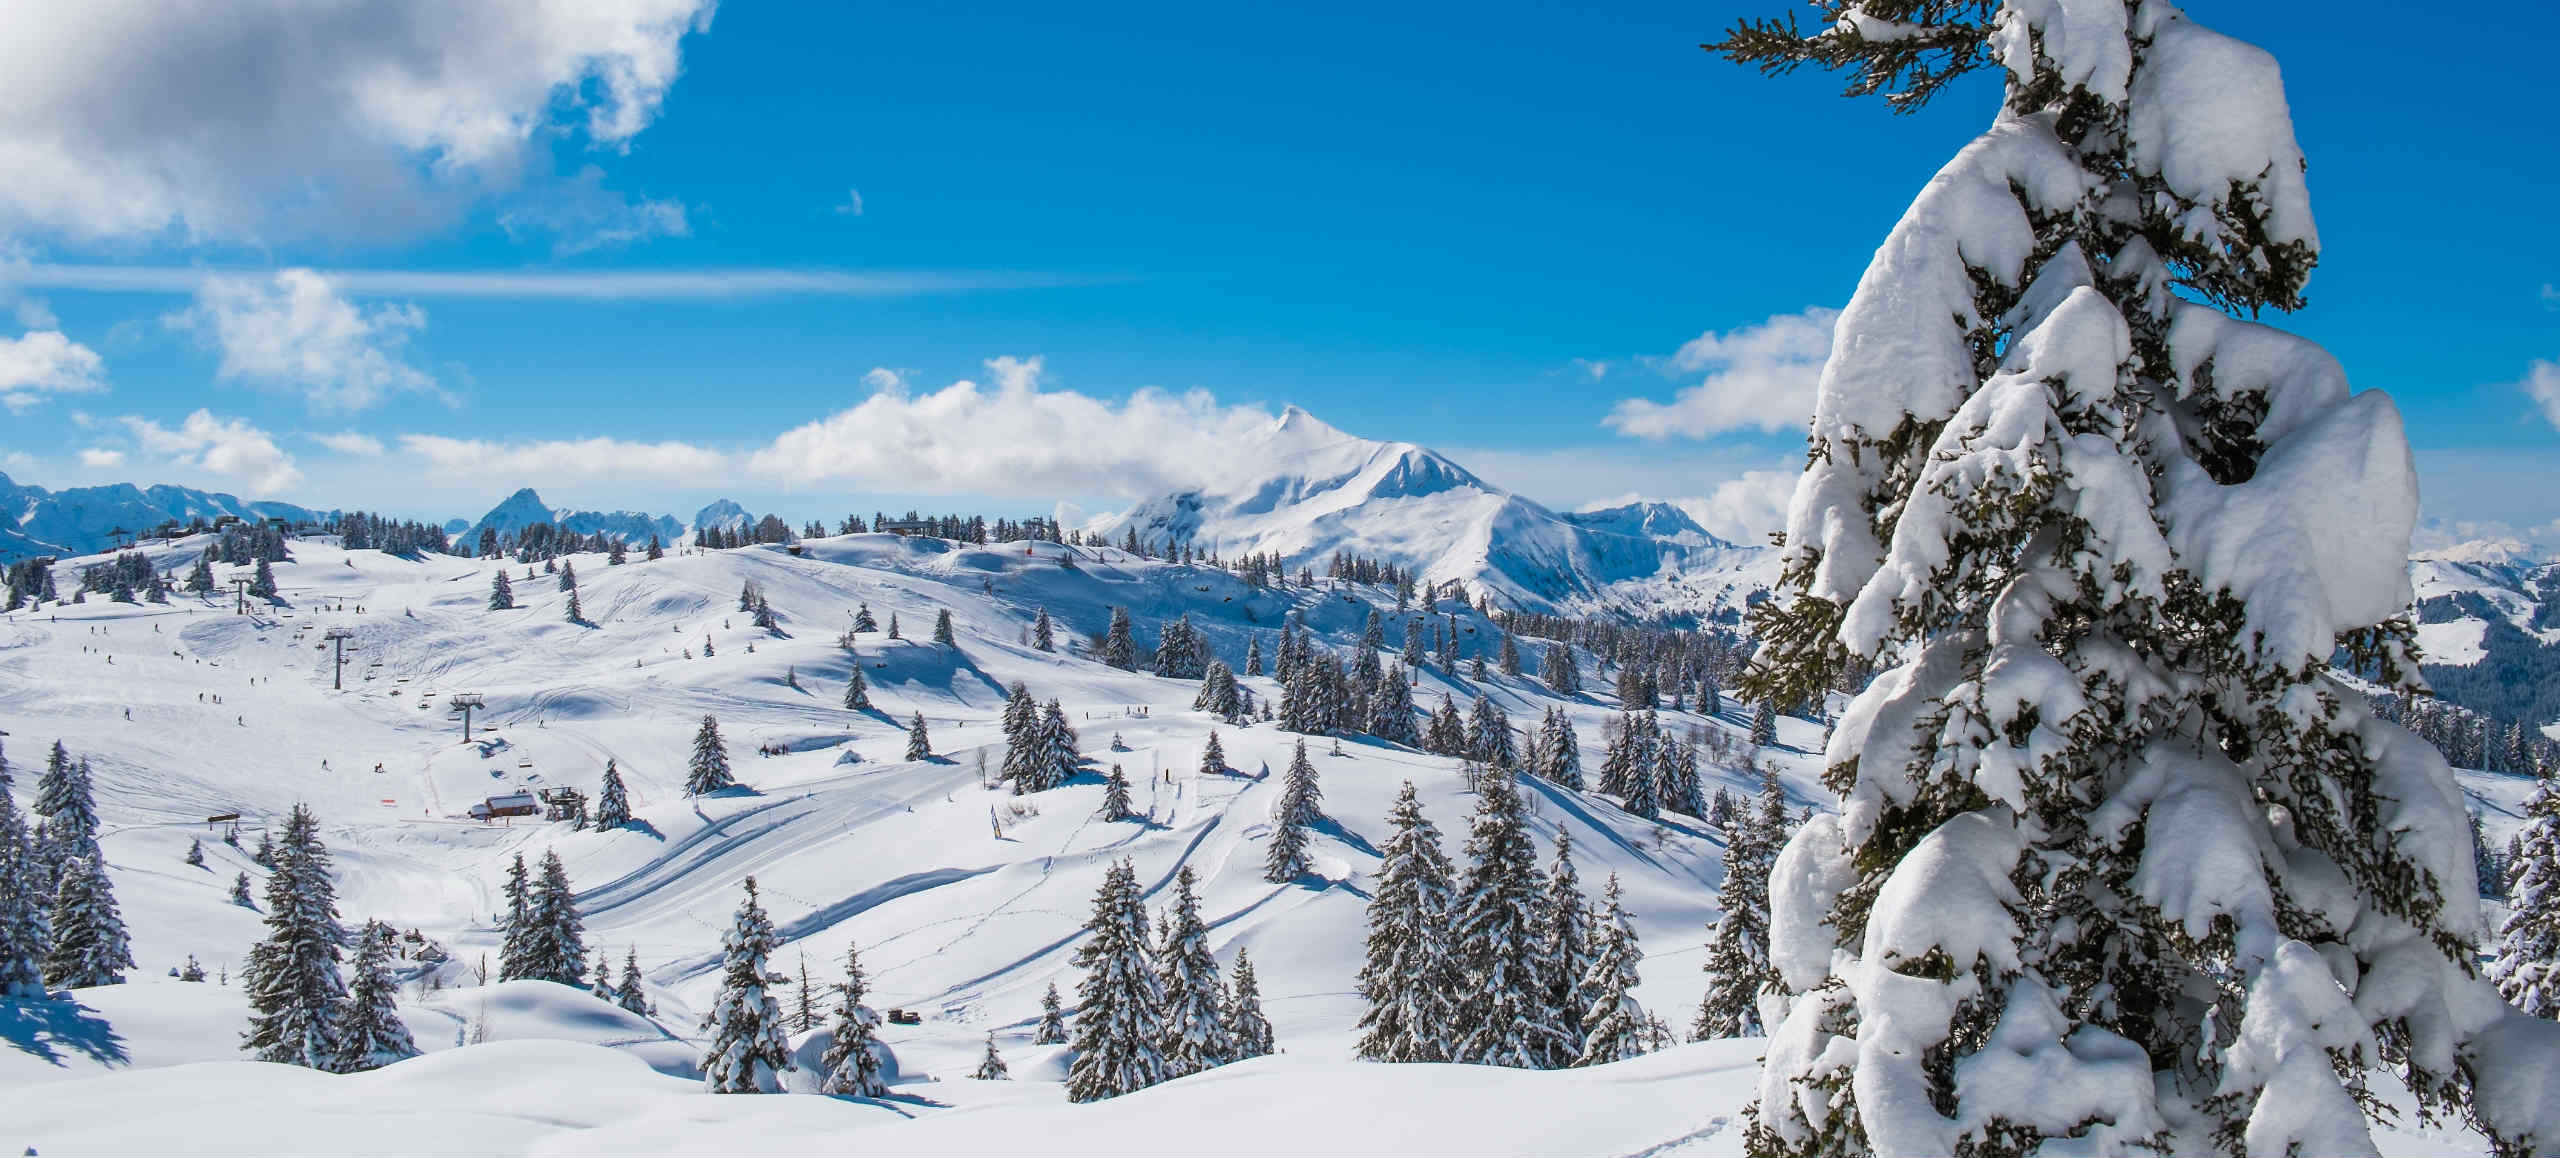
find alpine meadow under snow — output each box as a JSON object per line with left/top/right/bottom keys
{"left": 4, "top": 3, "right": 2558, "bottom": 1158}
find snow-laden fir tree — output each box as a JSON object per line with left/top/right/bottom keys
{"left": 0, "top": 790, "right": 48, "bottom": 998}
{"left": 842, "top": 665, "right": 871, "bottom": 711}
{"left": 335, "top": 919, "right": 418, "bottom": 1072}
{"left": 1369, "top": 662, "right": 1420, "bottom": 745}
{"left": 1535, "top": 830, "right": 1595, "bottom": 1068}
{"left": 1066, "top": 859, "right": 1166, "bottom": 1102}
{"left": 1244, "top": 634, "right": 1263, "bottom": 677}
{"left": 557, "top": 559, "right": 577, "bottom": 592}
{"left": 185, "top": 837, "right": 204, "bottom": 867}
{"left": 1467, "top": 695, "right": 1516, "bottom": 770}
{"left": 817, "top": 940, "right": 887, "bottom": 1097}
{"left": 517, "top": 849, "right": 585, "bottom": 986}
{"left": 1156, "top": 865, "right": 1234, "bottom": 1077}
{"left": 1537, "top": 708, "right": 1585, "bottom": 790}
{"left": 34, "top": 745, "right": 99, "bottom": 878}
{"left": 1712, "top": 2, "right": 2560, "bottom": 1151}
{"left": 1102, "top": 607, "right": 1137, "bottom": 671}
{"left": 1544, "top": 643, "right": 1580, "bottom": 696}
{"left": 1746, "top": 700, "right": 1776, "bottom": 749}
{"left": 1099, "top": 763, "right": 1135, "bottom": 821}
{"left": 1033, "top": 606, "right": 1055, "bottom": 652}
{"left": 685, "top": 715, "right": 733, "bottom": 795}
{"left": 905, "top": 712, "right": 932, "bottom": 761}
{"left": 699, "top": 877, "right": 793, "bottom": 1093}
{"left": 230, "top": 871, "right": 255, "bottom": 908}
{"left": 563, "top": 582, "right": 582, "bottom": 624}
{"left": 497, "top": 852, "right": 533, "bottom": 980}
{"left": 1263, "top": 740, "right": 1321, "bottom": 883}
{"left": 593, "top": 760, "right": 632, "bottom": 829}
{"left": 1449, "top": 769, "right": 1561, "bottom": 1068}
{"left": 1574, "top": 873, "right": 1647, "bottom": 1067}
{"left": 932, "top": 608, "right": 955, "bottom": 645}
{"left": 42, "top": 853, "right": 132, "bottom": 988}
{"left": 1692, "top": 789, "right": 1775, "bottom": 1042}
{"left": 1038, "top": 700, "right": 1081, "bottom": 788}
{"left": 249, "top": 557, "right": 277, "bottom": 600}
{"left": 885, "top": 613, "right": 900, "bottom": 640}
{"left": 616, "top": 946, "right": 651, "bottom": 1017}
{"left": 1499, "top": 631, "right": 1522, "bottom": 678}
{"left": 1034, "top": 980, "right": 1069, "bottom": 1044}
{"left": 488, "top": 569, "right": 514, "bottom": 611}
{"left": 852, "top": 602, "right": 877, "bottom": 633}
{"left": 972, "top": 1033, "right": 1011, "bottom": 1079}
{"left": 1193, "top": 660, "right": 1242, "bottom": 718}
{"left": 1226, "top": 947, "right": 1274, "bottom": 1060}
{"left": 2490, "top": 779, "right": 2558, "bottom": 1019}
{"left": 1199, "top": 732, "right": 1227, "bottom": 777}
{"left": 240, "top": 804, "right": 347, "bottom": 1069}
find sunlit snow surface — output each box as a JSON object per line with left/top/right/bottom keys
{"left": 0, "top": 534, "right": 2510, "bottom": 1155}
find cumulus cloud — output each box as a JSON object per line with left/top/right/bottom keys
{"left": 1603, "top": 307, "right": 1839, "bottom": 440}
{"left": 747, "top": 356, "right": 1280, "bottom": 499}
{"left": 1668, "top": 469, "right": 1799, "bottom": 546}
{"left": 120, "top": 410, "right": 302, "bottom": 493}
{"left": 170, "top": 269, "right": 437, "bottom": 412}
{"left": 0, "top": 329, "right": 108, "bottom": 412}
{"left": 313, "top": 431, "right": 386, "bottom": 457}
{"left": 0, "top": 0, "right": 715, "bottom": 244}
{"left": 2524, "top": 359, "right": 2560, "bottom": 432}
{"left": 397, "top": 434, "right": 729, "bottom": 479}
{"left": 77, "top": 447, "right": 125, "bottom": 469}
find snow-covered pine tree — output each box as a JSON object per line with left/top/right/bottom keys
{"left": 1544, "top": 643, "right": 1581, "bottom": 696}
{"left": 563, "top": 582, "right": 582, "bottom": 624}
{"left": 0, "top": 790, "right": 47, "bottom": 999}
{"left": 593, "top": 760, "right": 632, "bottom": 829}
{"left": 1039, "top": 700, "right": 1080, "bottom": 789}
{"left": 1066, "top": 859, "right": 1166, "bottom": 1102}
{"left": 249, "top": 557, "right": 277, "bottom": 600}
{"left": 817, "top": 941, "right": 887, "bottom": 1097}
{"left": 1467, "top": 695, "right": 1516, "bottom": 770}
{"left": 1155, "top": 865, "right": 1234, "bottom": 1076}
{"left": 1193, "top": 660, "right": 1242, "bottom": 718}
{"left": 2490, "top": 779, "right": 2558, "bottom": 1018}
{"left": 557, "top": 559, "right": 577, "bottom": 592}
{"left": 686, "top": 716, "right": 734, "bottom": 795}
{"left": 842, "top": 665, "right": 872, "bottom": 711}
{"left": 1535, "top": 831, "right": 1595, "bottom": 1068}
{"left": 1244, "top": 634, "right": 1263, "bottom": 677}
{"left": 852, "top": 602, "right": 877, "bottom": 632}
{"left": 1712, "top": 3, "right": 2560, "bottom": 1151}
{"left": 1369, "top": 662, "right": 1420, "bottom": 745}
{"left": 905, "top": 712, "right": 932, "bottom": 762}
{"left": 42, "top": 854, "right": 132, "bottom": 988}
{"left": 497, "top": 852, "right": 533, "bottom": 981}
{"left": 1102, "top": 607, "right": 1136, "bottom": 671}
{"left": 1225, "top": 948, "right": 1274, "bottom": 1060}
{"left": 241, "top": 804, "right": 348, "bottom": 1069}
{"left": 646, "top": 535, "right": 664, "bottom": 561}
{"left": 1034, "top": 980, "right": 1069, "bottom": 1044}
{"left": 185, "top": 837, "right": 204, "bottom": 867}
{"left": 252, "top": 827, "right": 276, "bottom": 869}
{"left": 1263, "top": 740, "right": 1321, "bottom": 883}
{"left": 932, "top": 608, "right": 955, "bottom": 645}
{"left": 335, "top": 919, "right": 418, "bottom": 1072}
{"left": 1499, "top": 631, "right": 1521, "bottom": 678}
{"left": 1745, "top": 700, "right": 1775, "bottom": 748}
{"left": 616, "top": 946, "right": 651, "bottom": 1016}
{"left": 699, "top": 878, "right": 794, "bottom": 1093}
{"left": 1692, "top": 795, "right": 1773, "bottom": 1042}
{"left": 522, "top": 850, "right": 585, "bottom": 986}
{"left": 1538, "top": 708, "right": 1585, "bottom": 790}
{"left": 1099, "top": 763, "right": 1136, "bottom": 821}
{"left": 488, "top": 569, "right": 514, "bottom": 611}
{"left": 972, "top": 1033, "right": 1011, "bottom": 1079}
{"left": 885, "top": 613, "right": 900, "bottom": 640}
{"left": 1574, "top": 873, "right": 1646, "bottom": 1067}
{"left": 34, "top": 745, "right": 99, "bottom": 877}
{"left": 1033, "top": 606, "right": 1055, "bottom": 652}
{"left": 1199, "top": 732, "right": 1227, "bottom": 778}
{"left": 230, "top": 871, "right": 255, "bottom": 907}
{"left": 1449, "top": 770, "right": 1560, "bottom": 1068}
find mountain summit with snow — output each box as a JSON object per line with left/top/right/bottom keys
{"left": 464, "top": 488, "right": 684, "bottom": 547}
{"left": 1101, "top": 407, "right": 1769, "bottom": 618}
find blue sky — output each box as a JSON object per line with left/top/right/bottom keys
{"left": 1, "top": 1, "right": 2553, "bottom": 543}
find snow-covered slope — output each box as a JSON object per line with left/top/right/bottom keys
{"left": 1101, "top": 408, "right": 1778, "bottom": 620}
{"left": 464, "top": 487, "right": 684, "bottom": 546}
{"left": 2408, "top": 548, "right": 2560, "bottom": 730}
{"left": 0, "top": 470, "right": 324, "bottom": 562}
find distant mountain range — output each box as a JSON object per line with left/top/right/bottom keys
{"left": 463, "top": 488, "right": 686, "bottom": 547}
{"left": 1097, "top": 406, "right": 1779, "bottom": 619}
{"left": 2406, "top": 551, "right": 2560, "bottom": 738}
{"left": 0, "top": 471, "right": 325, "bottom": 560}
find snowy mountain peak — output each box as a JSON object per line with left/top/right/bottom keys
{"left": 1563, "top": 502, "right": 1733, "bottom": 550}
{"left": 466, "top": 488, "right": 684, "bottom": 546}
{"left": 692, "top": 499, "right": 751, "bottom": 536}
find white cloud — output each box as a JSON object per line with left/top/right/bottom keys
{"left": 397, "top": 434, "right": 728, "bottom": 479}
{"left": 2542, "top": 284, "right": 2558, "bottom": 309}
{"left": 119, "top": 410, "right": 302, "bottom": 493}
{"left": 1668, "top": 469, "right": 1799, "bottom": 546}
{"left": 747, "top": 357, "right": 1281, "bottom": 499}
{"left": 836, "top": 189, "right": 865, "bottom": 216}
{"left": 0, "top": 451, "right": 37, "bottom": 474}
{"left": 1571, "top": 358, "right": 1610, "bottom": 383}
{"left": 2524, "top": 359, "right": 2560, "bottom": 432}
{"left": 170, "top": 269, "right": 437, "bottom": 412}
{"left": 1603, "top": 307, "right": 1839, "bottom": 440}
{"left": 496, "top": 165, "right": 690, "bottom": 254}
{"left": 77, "top": 447, "right": 124, "bottom": 469}
{"left": 313, "top": 431, "right": 386, "bottom": 457}
{"left": 0, "top": 328, "right": 107, "bottom": 412}
{"left": 0, "top": 0, "right": 717, "bottom": 243}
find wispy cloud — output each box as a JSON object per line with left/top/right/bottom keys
{"left": 1602, "top": 307, "right": 1839, "bottom": 440}
{"left": 835, "top": 188, "right": 865, "bottom": 216}
{"left": 397, "top": 434, "right": 729, "bottom": 479}
{"left": 2523, "top": 359, "right": 2560, "bottom": 433}
{"left": 167, "top": 269, "right": 438, "bottom": 413}
{"left": 312, "top": 431, "right": 386, "bottom": 457}
{"left": 13, "top": 264, "right": 1123, "bottom": 301}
